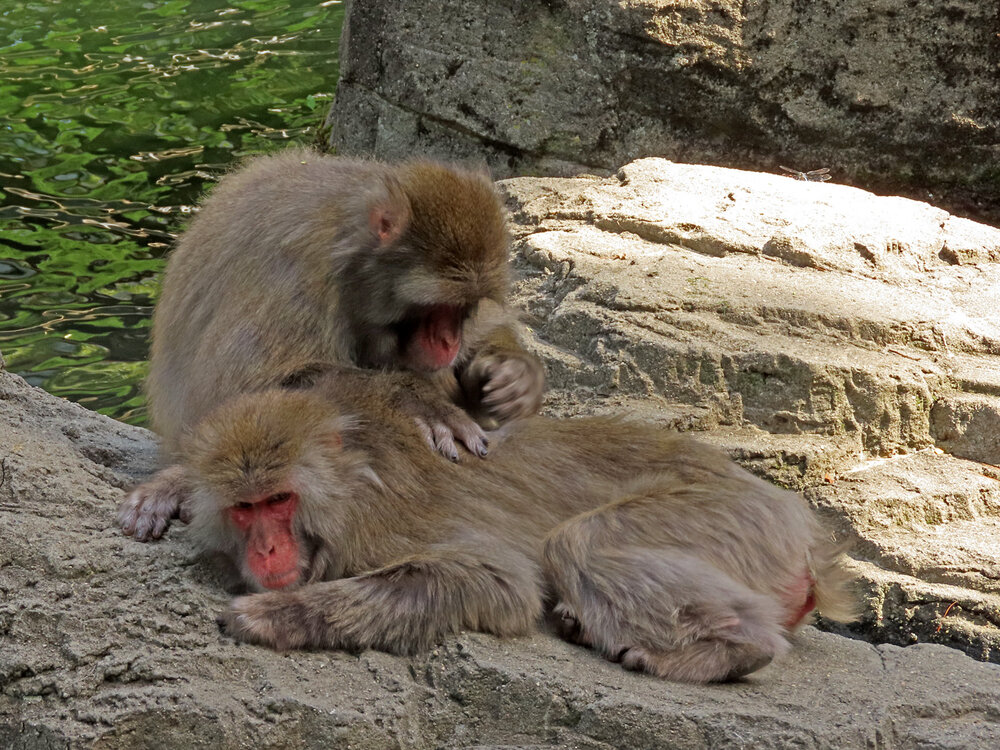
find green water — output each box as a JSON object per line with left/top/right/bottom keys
{"left": 0, "top": 0, "right": 344, "bottom": 424}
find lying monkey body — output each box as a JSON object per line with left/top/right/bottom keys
{"left": 185, "top": 370, "right": 856, "bottom": 683}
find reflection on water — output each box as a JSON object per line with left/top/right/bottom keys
{"left": 0, "top": 0, "right": 344, "bottom": 424}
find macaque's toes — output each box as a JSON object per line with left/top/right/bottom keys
{"left": 451, "top": 420, "right": 489, "bottom": 458}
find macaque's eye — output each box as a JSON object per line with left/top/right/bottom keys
{"left": 267, "top": 492, "right": 291, "bottom": 506}
{"left": 234, "top": 501, "right": 253, "bottom": 511}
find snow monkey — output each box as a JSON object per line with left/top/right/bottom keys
{"left": 118, "top": 149, "right": 544, "bottom": 541}
{"left": 183, "top": 367, "right": 857, "bottom": 684}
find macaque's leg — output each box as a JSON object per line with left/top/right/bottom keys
{"left": 218, "top": 547, "right": 543, "bottom": 653}
{"left": 117, "top": 464, "right": 192, "bottom": 541}
{"left": 543, "top": 496, "right": 788, "bottom": 683}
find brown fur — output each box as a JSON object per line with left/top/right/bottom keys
{"left": 186, "top": 369, "right": 857, "bottom": 683}
{"left": 119, "top": 149, "right": 544, "bottom": 541}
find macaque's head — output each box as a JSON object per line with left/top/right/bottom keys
{"left": 183, "top": 389, "right": 363, "bottom": 592}
{"left": 344, "top": 160, "right": 510, "bottom": 372}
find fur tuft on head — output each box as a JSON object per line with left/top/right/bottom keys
{"left": 182, "top": 389, "right": 348, "bottom": 505}
{"left": 396, "top": 160, "right": 510, "bottom": 306}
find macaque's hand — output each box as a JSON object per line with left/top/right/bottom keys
{"left": 218, "top": 591, "right": 316, "bottom": 650}
{"left": 117, "top": 464, "right": 192, "bottom": 541}
{"left": 403, "top": 388, "right": 489, "bottom": 462}
{"left": 465, "top": 351, "right": 544, "bottom": 424}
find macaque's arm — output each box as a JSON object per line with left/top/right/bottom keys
{"left": 218, "top": 547, "right": 543, "bottom": 653}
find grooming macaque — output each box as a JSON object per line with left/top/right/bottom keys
{"left": 184, "top": 368, "right": 856, "bottom": 683}
{"left": 119, "top": 149, "right": 544, "bottom": 541}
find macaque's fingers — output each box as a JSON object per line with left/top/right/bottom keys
{"left": 393, "top": 374, "right": 489, "bottom": 459}
{"left": 412, "top": 417, "right": 437, "bottom": 453}
{"left": 431, "top": 423, "right": 460, "bottom": 463}
{"left": 117, "top": 464, "right": 191, "bottom": 542}
{"left": 479, "top": 356, "right": 544, "bottom": 423}
{"left": 482, "top": 379, "right": 535, "bottom": 423}
{"left": 442, "top": 413, "right": 489, "bottom": 458}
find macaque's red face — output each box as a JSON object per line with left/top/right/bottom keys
{"left": 404, "top": 303, "right": 464, "bottom": 371}
{"left": 228, "top": 492, "right": 301, "bottom": 590}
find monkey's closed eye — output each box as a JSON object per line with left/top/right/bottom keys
{"left": 266, "top": 493, "right": 292, "bottom": 506}
{"left": 234, "top": 501, "right": 253, "bottom": 510}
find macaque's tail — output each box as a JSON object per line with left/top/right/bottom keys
{"left": 809, "top": 540, "right": 860, "bottom": 623}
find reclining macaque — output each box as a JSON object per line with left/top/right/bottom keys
{"left": 183, "top": 368, "right": 857, "bottom": 683}
{"left": 118, "top": 149, "right": 544, "bottom": 541}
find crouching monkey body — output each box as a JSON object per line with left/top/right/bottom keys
{"left": 184, "top": 370, "right": 857, "bottom": 683}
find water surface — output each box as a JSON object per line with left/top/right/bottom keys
{"left": 0, "top": 0, "right": 344, "bottom": 424}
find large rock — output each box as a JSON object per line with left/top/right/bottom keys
{"left": 501, "top": 158, "right": 1000, "bottom": 663}
{"left": 327, "top": 0, "right": 1000, "bottom": 221}
{"left": 6, "top": 160, "right": 1000, "bottom": 745}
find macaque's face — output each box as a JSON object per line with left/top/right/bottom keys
{"left": 227, "top": 491, "right": 303, "bottom": 590}
{"left": 348, "top": 160, "right": 509, "bottom": 372}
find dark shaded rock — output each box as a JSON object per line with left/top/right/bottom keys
{"left": 327, "top": 0, "right": 1000, "bottom": 224}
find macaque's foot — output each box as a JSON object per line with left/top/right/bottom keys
{"left": 473, "top": 353, "right": 545, "bottom": 423}
{"left": 552, "top": 601, "right": 777, "bottom": 682}
{"left": 618, "top": 641, "right": 775, "bottom": 683}
{"left": 552, "top": 601, "right": 634, "bottom": 660}
{"left": 218, "top": 592, "right": 314, "bottom": 650}
{"left": 117, "top": 464, "right": 191, "bottom": 541}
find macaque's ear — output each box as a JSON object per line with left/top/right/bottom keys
{"left": 369, "top": 202, "right": 409, "bottom": 246}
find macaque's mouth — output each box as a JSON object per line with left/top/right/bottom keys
{"left": 260, "top": 569, "right": 300, "bottom": 590}
{"left": 399, "top": 303, "right": 465, "bottom": 371}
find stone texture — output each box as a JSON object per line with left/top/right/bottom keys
{"left": 7, "top": 160, "right": 1000, "bottom": 745}
{"left": 327, "top": 0, "right": 1000, "bottom": 222}
{"left": 501, "top": 158, "right": 1000, "bottom": 664}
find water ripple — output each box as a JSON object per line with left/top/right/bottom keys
{"left": 0, "top": 0, "right": 345, "bottom": 424}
